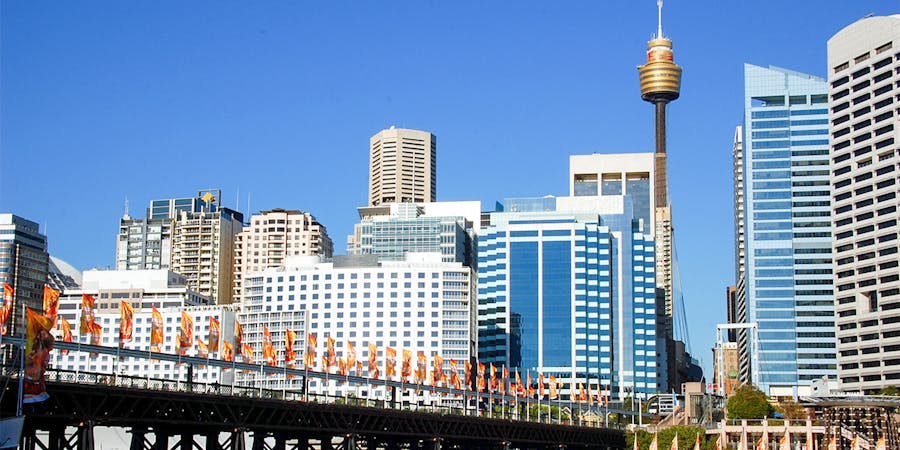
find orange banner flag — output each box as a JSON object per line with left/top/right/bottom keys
{"left": 416, "top": 351, "right": 427, "bottom": 384}
{"left": 463, "top": 360, "right": 472, "bottom": 390}
{"left": 326, "top": 335, "right": 337, "bottom": 369}
{"left": 285, "top": 329, "right": 297, "bottom": 369}
{"left": 0, "top": 283, "right": 14, "bottom": 336}
{"left": 305, "top": 333, "right": 317, "bottom": 369}
{"left": 450, "top": 360, "right": 461, "bottom": 390}
{"left": 401, "top": 349, "right": 412, "bottom": 380}
{"left": 119, "top": 300, "right": 134, "bottom": 346}
{"left": 385, "top": 346, "right": 396, "bottom": 378}
{"left": 59, "top": 316, "right": 73, "bottom": 354}
{"left": 89, "top": 321, "right": 103, "bottom": 357}
{"left": 347, "top": 341, "right": 357, "bottom": 372}
{"left": 42, "top": 285, "right": 60, "bottom": 329}
{"left": 263, "top": 326, "right": 276, "bottom": 366}
{"left": 578, "top": 382, "right": 587, "bottom": 402}
{"left": 23, "top": 308, "right": 54, "bottom": 403}
{"left": 500, "top": 366, "right": 508, "bottom": 395}
{"left": 150, "top": 306, "right": 164, "bottom": 352}
{"left": 179, "top": 310, "right": 193, "bottom": 356}
{"left": 527, "top": 372, "right": 534, "bottom": 398}
{"left": 80, "top": 294, "right": 95, "bottom": 335}
{"left": 208, "top": 317, "right": 220, "bottom": 354}
{"left": 368, "top": 342, "right": 379, "bottom": 379}
{"left": 538, "top": 373, "right": 545, "bottom": 399}
{"left": 197, "top": 337, "right": 208, "bottom": 359}
{"left": 241, "top": 343, "right": 254, "bottom": 364}
{"left": 432, "top": 354, "right": 444, "bottom": 386}
{"left": 222, "top": 341, "right": 234, "bottom": 362}
{"left": 235, "top": 320, "right": 244, "bottom": 350}
{"left": 477, "top": 362, "right": 486, "bottom": 392}
{"left": 549, "top": 375, "right": 558, "bottom": 400}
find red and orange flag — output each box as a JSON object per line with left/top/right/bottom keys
{"left": 208, "top": 316, "right": 220, "bottom": 354}
{"left": 59, "top": 316, "right": 73, "bottom": 354}
{"left": 368, "top": 342, "right": 379, "bottom": 379}
{"left": 416, "top": 351, "right": 427, "bottom": 384}
{"left": 235, "top": 320, "right": 244, "bottom": 350}
{"left": 263, "top": 327, "right": 276, "bottom": 366}
{"left": 23, "top": 308, "right": 54, "bottom": 403}
{"left": 89, "top": 321, "right": 103, "bottom": 356}
{"left": 119, "top": 300, "right": 134, "bottom": 346}
{"left": 401, "top": 349, "right": 412, "bottom": 380}
{"left": 179, "top": 310, "right": 193, "bottom": 356}
{"left": 538, "top": 373, "right": 545, "bottom": 399}
{"left": 477, "top": 362, "right": 486, "bottom": 392}
{"left": 0, "top": 283, "right": 13, "bottom": 335}
{"left": 549, "top": 375, "right": 558, "bottom": 400}
{"left": 326, "top": 335, "right": 337, "bottom": 370}
{"left": 450, "top": 360, "right": 461, "bottom": 390}
{"left": 385, "top": 346, "right": 396, "bottom": 378}
{"left": 516, "top": 369, "right": 524, "bottom": 397}
{"left": 305, "top": 333, "right": 317, "bottom": 369}
{"left": 80, "top": 294, "right": 95, "bottom": 335}
{"left": 222, "top": 341, "right": 234, "bottom": 362}
{"left": 197, "top": 337, "right": 208, "bottom": 359}
{"left": 150, "top": 306, "right": 163, "bottom": 352}
{"left": 42, "top": 285, "right": 60, "bottom": 329}
{"left": 241, "top": 343, "right": 254, "bottom": 364}
{"left": 347, "top": 341, "right": 357, "bottom": 372}
{"left": 463, "top": 360, "right": 472, "bottom": 390}
{"left": 527, "top": 372, "right": 534, "bottom": 398}
{"left": 285, "top": 329, "right": 297, "bottom": 369}
{"left": 578, "top": 382, "right": 587, "bottom": 402}
{"left": 432, "top": 354, "right": 444, "bottom": 386}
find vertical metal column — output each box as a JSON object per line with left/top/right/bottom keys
{"left": 130, "top": 426, "right": 149, "bottom": 450}
{"left": 205, "top": 431, "right": 221, "bottom": 450}
{"left": 153, "top": 428, "right": 171, "bottom": 450}
{"left": 76, "top": 422, "right": 95, "bottom": 450}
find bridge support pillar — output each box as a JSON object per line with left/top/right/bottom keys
{"left": 153, "top": 429, "right": 171, "bottom": 450}
{"left": 271, "top": 432, "right": 287, "bottom": 450}
{"left": 180, "top": 432, "right": 195, "bottom": 450}
{"left": 226, "top": 430, "right": 245, "bottom": 450}
{"left": 250, "top": 432, "right": 266, "bottom": 450}
{"left": 48, "top": 423, "right": 68, "bottom": 450}
{"left": 76, "top": 422, "right": 95, "bottom": 450}
{"left": 204, "top": 431, "right": 221, "bottom": 450}
{"left": 129, "top": 426, "right": 149, "bottom": 450}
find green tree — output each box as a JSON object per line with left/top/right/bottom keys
{"left": 774, "top": 399, "right": 807, "bottom": 420}
{"left": 727, "top": 385, "right": 774, "bottom": 419}
{"left": 878, "top": 385, "right": 900, "bottom": 396}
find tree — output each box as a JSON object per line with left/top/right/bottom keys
{"left": 878, "top": 386, "right": 900, "bottom": 396}
{"left": 774, "top": 399, "right": 807, "bottom": 420}
{"left": 726, "top": 385, "right": 774, "bottom": 419}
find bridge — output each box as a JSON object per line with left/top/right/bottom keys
{"left": 0, "top": 338, "right": 626, "bottom": 450}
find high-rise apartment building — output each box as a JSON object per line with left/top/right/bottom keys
{"left": 368, "top": 127, "right": 436, "bottom": 206}
{"left": 239, "top": 254, "right": 475, "bottom": 397}
{"left": 0, "top": 213, "right": 49, "bottom": 333}
{"left": 741, "top": 64, "right": 836, "bottom": 395}
{"left": 478, "top": 195, "right": 658, "bottom": 399}
{"left": 347, "top": 201, "right": 479, "bottom": 268}
{"left": 116, "top": 191, "right": 243, "bottom": 304}
{"left": 828, "top": 15, "right": 900, "bottom": 393}
{"left": 233, "top": 209, "right": 333, "bottom": 303}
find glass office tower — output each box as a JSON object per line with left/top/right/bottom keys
{"left": 742, "top": 64, "right": 836, "bottom": 394}
{"left": 478, "top": 196, "right": 658, "bottom": 399}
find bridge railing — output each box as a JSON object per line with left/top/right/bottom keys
{"left": 3, "top": 336, "right": 630, "bottom": 430}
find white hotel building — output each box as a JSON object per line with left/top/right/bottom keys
{"left": 52, "top": 270, "right": 236, "bottom": 384}
{"left": 238, "top": 253, "right": 476, "bottom": 398}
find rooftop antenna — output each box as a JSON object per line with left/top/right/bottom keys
{"left": 123, "top": 197, "right": 131, "bottom": 220}
{"left": 657, "top": 0, "right": 664, "bottom": 39}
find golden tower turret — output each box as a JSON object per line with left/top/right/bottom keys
{"left": 638, "top": 0, "right": 682, "bottom": 208}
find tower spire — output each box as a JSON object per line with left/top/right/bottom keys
{"left": 657, "top": 0, "right": 664, "bottom": 39}
{"left": 123, "top": 197, "right": 131, "bottom": 220}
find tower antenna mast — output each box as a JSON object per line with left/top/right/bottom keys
{"left": 657, "top": 0, "right": 664, "bottom": 39}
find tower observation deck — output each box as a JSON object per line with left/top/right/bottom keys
{"left": 637, "top": 0, "right": 682, "bottom": 208}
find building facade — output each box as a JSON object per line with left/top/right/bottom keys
{"left": 238, "top": 254, "right": 475, "bottom": 398}
{"left": 368, "top": 127, "right": 436, "bottom": 206}
{"left": 52, "top": 270, "right": 233, "bottom": 384}
{"left": 828, "top": 15, "right": 900, "bottom": 393}
{"left": 742, "top": 64, "right": 836, "bottom": 394}
{"left": 347, "top": 201, "right": 479, "bottom": 268}
{"left": 233, "top": 209, "right": 333, "bottom": 303}
{"left": 478, "top": 196, "right": 658, "bottom": 399}
{"left": 116, "top": 191, "right": 243, "bottom": 304}
{"left": 0, "top": 213, "right": 49, "bottom": 334}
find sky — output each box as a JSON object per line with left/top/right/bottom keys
{"left": 2, "top": 1, "right": 898, "bottom": 376}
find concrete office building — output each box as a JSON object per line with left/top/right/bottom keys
{"left": 238, "top": 254, "right": 475, "bottom": 398}
{"left": 233, "top": 209, "right": 333, "bottom": 303}
{"left": 368, "top": 127, "right": 436, "bottom": 206}
{"left": 741, "top": 64, "right": 836, "bottom": 395}
{"left": 347, "top": 201, "right": 480, "bottom": 268}
{"left": 52, "top": 270, "right": 234, "bottom": 383}
{"left": 478, "top": 195, "right": 658, "bottom": 399}
{"left": 0, "top": 213, "right": 49, "bottom": 334}
{"left": 828, "top": 15, "right": 900, "bottom": 393}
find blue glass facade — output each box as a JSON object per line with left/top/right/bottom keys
{"left": 478, "top": 196, "right": 658, "bottom": 398}
{"left": 743, "top": 65, "right": 836, "bottom": 393}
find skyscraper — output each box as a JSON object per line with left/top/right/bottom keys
{"left": 368, "top": 127, "right": 436, "bottom": 206}
{"left": 116, "top": 191, "right": 243, "bottom": 304}
{"left": 828, "top": 15, "right": 900, "bottom": 393}
{"left": 0, "top": 213, "right": 49, "bottom": 334}
{"left": 478, "top": 195, "right": 658, "bottom": 399}
{"left": 741, "top": 64, "right": 835, "bottom": 395}
{"left": 232, "top": 208, "right": 333, "bottom": 303}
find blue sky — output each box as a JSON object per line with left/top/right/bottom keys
{"left": 2, "top": 1, "right": 898, "bottom": 374}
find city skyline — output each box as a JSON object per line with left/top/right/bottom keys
{"left": 2, "top": 2, "right": 898, "bottom": 375}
